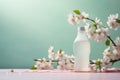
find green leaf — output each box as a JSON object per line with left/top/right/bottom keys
{"left": 116, "top": 19, "right": 120, "bottom": 23}
{"left": 59, "top": 49, "right": 63, "bottom": 53}
{"left": 73, "top": 10, "right": 80, "bottom": 15}
{"left": 30, "top": 66, "right": 37, "bottom": 70}
{"left": 105, "top": 39, "right": 110, "bottom": 46}
{"left": 95, "top": 61, "right": 102, "bottom": 66}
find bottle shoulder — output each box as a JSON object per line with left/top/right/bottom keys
{"left": 74, "top": 35, "right": 88, "bottom": 42}
{"left": 74, "top": 39, "right": 89, "bottom": 43}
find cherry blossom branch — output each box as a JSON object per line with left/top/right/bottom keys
{"left": 86, "top": 17, "right": 117, "bottom": 47}
{"left": 34, "top": 59, "right": 58, "bottom": 62}
{"left": 35, "top": 58, "right": 120, "bottom": 65}
{"left": 34, "top": 59, "right": 74, "bottom": 64}
{"left": 90, "top": 59, "right": 120, "bottom": 64}
{"left": 110, "top": 58, "right": 120, "bottom": 64}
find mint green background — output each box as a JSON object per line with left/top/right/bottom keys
{"left": 0, "top": 0, "right": 120, "bottom": 68}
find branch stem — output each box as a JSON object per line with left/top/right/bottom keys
{"left": 107, "top": 36, "right": 117, "bottom": 47}
{"left": 86, "top": 18, "right": 95, "bottom": 23}
{"left": 110, "top": 59, "right": 120, "bottom": 63}
{"left": 34, "top": 59, "right": 58, "bottom": 62}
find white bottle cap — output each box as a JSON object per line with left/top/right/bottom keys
{"left": 80, "top": 27, "right": 85, "bottom": 31}
{"left": 78, "top": 27, "right": 85, "bottom": 32}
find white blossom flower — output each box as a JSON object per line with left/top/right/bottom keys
{"left": 89, "top": 64, "right": 96, "bottom": 71}
{"left": 34, "top": 65, "right": 37, "bottom": 68}
{"left": 95, "top": 18, "right": 102, "bottom": 26}
{"left": 48, "top": 52, "right": 55, "bottom": 60}
{"left": 68, "top": 14, "right": 76, "bottom": 25}
{"left": 93, "top": 28, "right": 105, "bottom": 42}
{"left": 57, "top": 60, "right": 66, "bottom": 70}
{"left": 84, "top": 23, "right": 91, "bottom": 32}
{"left": 94, "top": 34, "right": 104, "bottom": 42}
{"left": 113, "top": 48, "right": 120, "bottom": 59}
{"left": 36, "top": 61, "right": 41, "bottom": 66}
{"left": 66, "top": 55, "right": 75, "bottom": 64}
{"left": 92, "top": 27, "right": 109, "bottom": 42}
{"left": 42, "top": 58, "right": 46, "bottom": 62}
{"left": 89, "top": 59, "right": 103, "bottom": 72}
{"left": 87, "top": 31, "right": 95, "bottom": 39}
{"left": 57, "top": 65, "right": 64, "bottom": 70}
{"left": 75, "top": 15, "right": 83, "bottom": 24}
{"left": 48, "top": 46, "right": 55, "bottom": 60}
{"left": 55, "top": 51, "right": 67, "bottom": 60}
{"left": 102, "top": 57, "right": 110, "bottom": 64}
{"left": 102, "top": 46, "right": 120, "bottom": 70}
{"left": 103, "top": 47, "right": 116, "bottom": 60}
{"left": 112, "top": 46, "right": 120, "bottom": 59}
{"left": 75, "top": 12, "right": 89, "bottom": 23}
{"left": 85, "top": 24, "right": 108, "bottom": 42}
{"left": 112, "top": 37, "right": 120, "bottom": 59}
{"left": 102, "top": 63, "right": 112, "bottom": 71}
{"left": 85, "top": 23, "right": 109, "bottom": 42}
{"left": 58, "top": 60, "right": 65, "bottom": 65}
{"left": 108, "top": 13, "right": 118, "bottom": 20}
{"left": 65, "top": 63, "right": 74, "bottom": 70}
{"left": 89, "top": 58, "right": 112, "bottom": 72}
{"left": 101, "top": 28, "right": 109, "bottom": 36}
{"left": 107, "top": 20, "right": 119, "bottom": 30}
{"left": 48, "top": 46, "right": 54, "bottom": 53}
{"left": 67, "top": 55, "right": 75, "bottom": 59}
{"left": 35, "top": 59, "right": 53, "bottom": 70}
{"left": 68, "top": 55, "right": 75, "bottom": 59}
{"left": 103, "top": 47, "right": 111, "bottom": 55}
{"left": 81, "top": 12, "right": 89, "bottom": 19}
{"left": 84, "top": 24, "right": 96, "bottom": 39}
{"left": 102, "top": 57, "right": 112, "bottom": 70}
{"left": 107, "top": 14, "right": 120, "bottom": 30}
{"left": 115, "top": 37, "right": 120, "bottom": 46}
{"left": 57, "top": 59, "right": 74, "bottom": 70}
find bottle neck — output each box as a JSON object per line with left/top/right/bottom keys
{"left": 77, "top": 30, "right": 85, "bottom": 35}
{"left": 77, "top": 28, "right": 86, "bottom": 37}
{"left": 76, "top": 28, "right": 88, "bottom": 41}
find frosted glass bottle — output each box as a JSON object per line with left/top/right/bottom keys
{"left": 73, "top": 27, "right": 90, "bottom": 71}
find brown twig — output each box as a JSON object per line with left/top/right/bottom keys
{"left": 107, "top": 36, "right": 117, "bottom": 47}
{"left": 110, "top": 59, "right": 120, "bottom": 64}
{"left": 86, "top": 18, "right": 95, "bottom": 23}
{"left": 34, "top": 59, "right": 58, "bottom": 62}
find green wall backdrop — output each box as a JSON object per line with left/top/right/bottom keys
{"left": 0, "top": 0, "right": 120, "bottom": 68}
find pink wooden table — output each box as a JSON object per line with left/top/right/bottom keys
{"left": 0, "top": 69, "right": 120, "bottom": 80}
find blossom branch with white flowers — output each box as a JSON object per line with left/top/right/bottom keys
{"left": 86, "top": 17, "right": 117, "bottom": 47}
{"left": 86, "top": 17, "right": 117, "bottom": 46}
{"left": 31, "top": 46, "right": 75, "bottom": 70}
{"left": 68, "top": 9, "right": 120, "bottom": 71}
